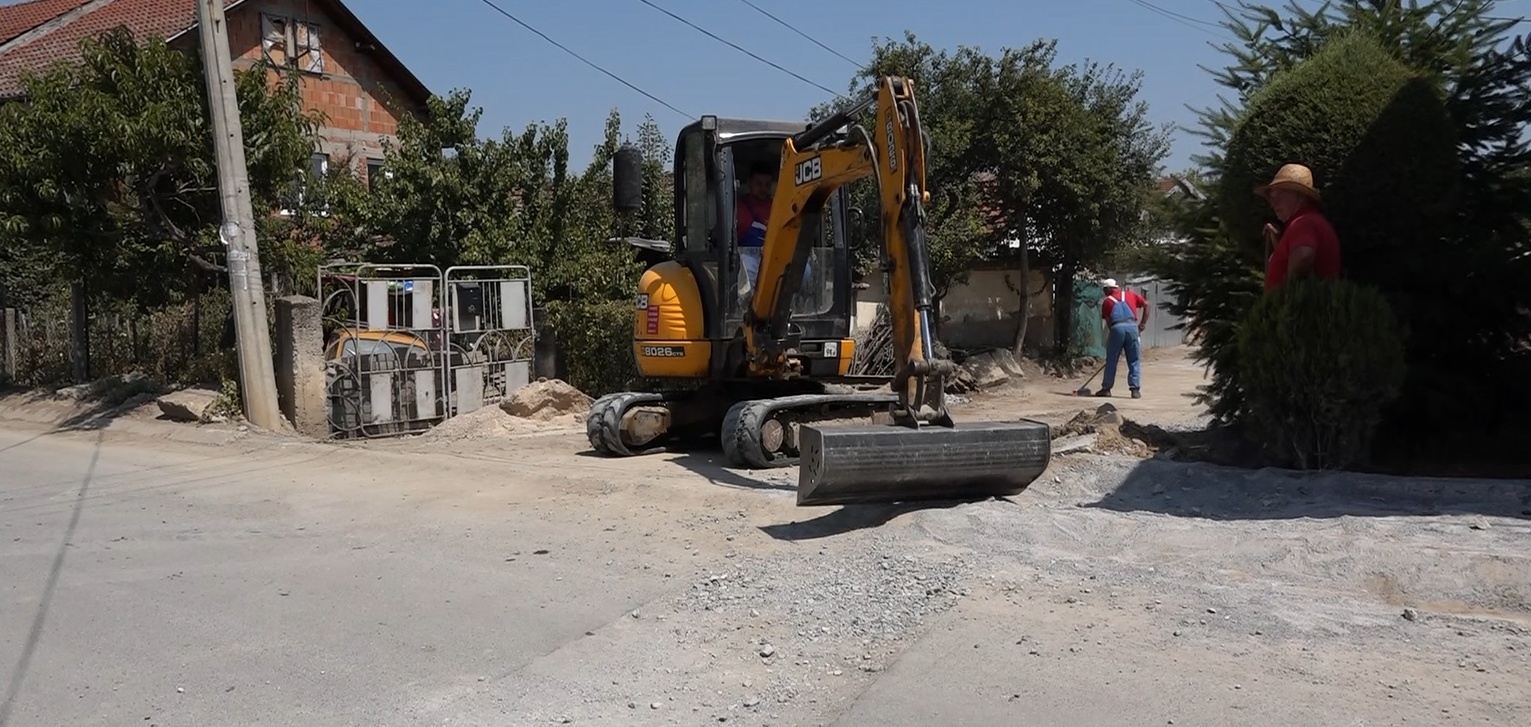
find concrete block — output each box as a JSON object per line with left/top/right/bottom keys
{"left": 991, "top": 348, "right": 1027, "bottom": 379}
{"left": 961, "top": 352, "right": 1010, "bottom": 389}
{"left": 275, "top": 296, "right": 328, "bottom": 438}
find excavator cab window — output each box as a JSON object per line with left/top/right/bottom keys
{"left": 724, "top": 140, "right": 838, "bottom": 320}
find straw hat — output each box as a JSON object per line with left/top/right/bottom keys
{"left": 1255, "top": 163, "right": 1322, "bottom": 202}
{"left": 1100, "top": 278, "right": 1118, "bottom": 289}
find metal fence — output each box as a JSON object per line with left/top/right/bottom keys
{"left": 443, "top": 265, "right": 535, "bottom": 416}
{"left": 317, "top": 262, "right": 535, "bottom": 440}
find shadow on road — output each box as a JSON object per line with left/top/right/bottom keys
{"left": 0, "top": 430, "right": 103, "bottom": 727}
{"left": 759, "top": 498, "right": 985, "bottom": 541}
{"left": 1086, "top": 458, "right": 1531, "bottom": 521}
{"left": 666, "top": 452, "right": 794, "bottom": 492}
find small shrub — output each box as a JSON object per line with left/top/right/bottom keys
{"left": 544, "top": 299, "right": 637, "bottom": 397}
{"left": 1235, "top": 277, "right": 1406, "bottom": 470}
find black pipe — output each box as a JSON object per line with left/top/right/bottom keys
{"left": 791, "top": 93, "right": 876, "bottom": 151}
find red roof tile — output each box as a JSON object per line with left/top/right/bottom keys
{"left": 0, "top": 0, "right": 429, "bottom": 106}
{"left": 0, "top": 0, "right": 225, "bottom": 98}
{"left": 0, "top": 0, "right": 92, "bottom": 46}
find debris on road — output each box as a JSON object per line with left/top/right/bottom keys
{"left": 157, "top": 388, "right": 222, "bottom": 423}
{"left": 1050, "top": 404, "right": 1171, "bottom": 458}
{"left": 423, "top": 380, "right": 592, "bottom": 441}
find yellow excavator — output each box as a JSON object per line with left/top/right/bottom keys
{"left": 587, "top": 77, "right": 1050, "bottom": 506}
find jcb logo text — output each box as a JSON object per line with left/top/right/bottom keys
{"left": 794, "top": 157, "right": 823, "bottom": 186}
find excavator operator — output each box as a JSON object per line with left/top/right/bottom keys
{"left": 735, "top": 159, "right": 814, "bottom": 299}
{"left": 736, "top": 160, "right": 775, "bottom": 295}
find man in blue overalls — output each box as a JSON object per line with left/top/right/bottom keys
{"left": 1096, "top": 278, "right": 1149, "bottom": 399}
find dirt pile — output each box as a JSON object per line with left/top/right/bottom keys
{"left": 423, "top": 380, "right": 592, "bottom": 442}
{"left": 1052, "top": 404, "right": 1171, "bottom": 458}
{"left": 500, "top": 379, "right": 593, "bottom": 421}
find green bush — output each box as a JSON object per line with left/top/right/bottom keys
{"left": 544, "top": 298, "right": 637, "bottom": 397}
{"left": 1235, "top": 278, "right": 1406, "bottom": 470}
{"left": 1219, "top": 30, "right": 1460, "bottom": 281}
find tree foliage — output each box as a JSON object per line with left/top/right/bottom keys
{"left": 0, "top": 27, "right": 321, "bottom": 310}
{"left": 822, "top": 32, "right": 1170, "bottom": 351}
{"left": 1152, "top": 0, "right": 1531, "bottom": 440}
{"left": 1236, "top": 277, "right": 1406, "bottom": 470}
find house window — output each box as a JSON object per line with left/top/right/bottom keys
{"left": 366, "top": 158, "right": 387, "bottom": 192}
{"left": 294, "top": 22, "right": 322, "bottom": 74}
{"left": 311, "top": 152, "right": 330, "bottom": 179}
{"left": 262, "top": 14, "right": 323, "bottom": 74}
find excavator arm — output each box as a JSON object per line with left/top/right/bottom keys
{"left": 745, "top": 77, "right": 956, "bottom": 426}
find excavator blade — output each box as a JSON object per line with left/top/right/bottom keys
{"left": 795, "top": 419, "right": 1052, "bottom": 506}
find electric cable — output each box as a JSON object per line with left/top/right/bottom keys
{"left": 637, "top": 0, "right": 841, "bottom": 96}
{"left": 470, "top": 0, "right": 692, "bottom": 119}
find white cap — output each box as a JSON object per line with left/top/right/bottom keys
{"left": 1101, "top": 278, "right": 1118, "bottom": 288}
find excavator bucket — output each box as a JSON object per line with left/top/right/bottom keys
{"left": 795, "top": 419, "right": 1052, "bottom": 506}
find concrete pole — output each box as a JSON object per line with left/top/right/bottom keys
{"left": 195, "top": 0, "right": 281, "bottom": 430}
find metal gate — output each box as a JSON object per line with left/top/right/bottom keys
{"left": 317, "top": 262, "right": 535, "bottom": 440}
{"left": 443, "top": 265, "right": 534, "bottom": 416}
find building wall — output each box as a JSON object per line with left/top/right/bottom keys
{"left": 209, "top": 0, "right": 420, "bottom": 179}
{"left": 854, "top": 268, "right": 1056, "bottom": 351}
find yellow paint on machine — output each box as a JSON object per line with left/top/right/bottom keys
{"left": 836, "top": 338, "right": 856, "bottom": 376}
{"left": 633, "top": 261, "right": 709, "bottom": 378}
{"left": 634, "top": 340, "right": 712, "bottom": 378}
{"left": 633, "top": 261, "right": 703, "bottom": 339}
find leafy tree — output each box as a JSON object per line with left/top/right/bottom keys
{"left": 0, "top": 27, "right": 321, "bottom": 311}
{"left": 822, "top": 32, "right": 1169, "bottom": 352}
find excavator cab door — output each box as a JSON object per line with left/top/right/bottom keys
{"left": 717, "top": 139, "right": 854, "bottom": 345}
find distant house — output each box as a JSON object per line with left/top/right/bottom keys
{"left": 0, "top": 0, "right": 431, "bottom": 189}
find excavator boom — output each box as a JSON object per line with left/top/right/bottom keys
{"left": 743, "top": 77, "right": 1051, "bottom": 506}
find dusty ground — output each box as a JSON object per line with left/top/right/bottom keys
{"left": 2, "top": 346, "right": 1529, "bottom": 727}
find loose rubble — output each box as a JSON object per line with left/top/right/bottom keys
{"left": 1050, "top": 403, "right": 1170, "bottom": 458}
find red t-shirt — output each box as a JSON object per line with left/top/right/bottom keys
{"left": 1100, "top": 289, "right": 1148, "bottom": 323}
{"left": 1265, "top": 207, "right": 1342, "bottom": 291}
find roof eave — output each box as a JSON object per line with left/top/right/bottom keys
{"left": 165, "top": 0, "right": 432, "bottom": 112}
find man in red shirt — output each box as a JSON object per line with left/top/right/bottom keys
{"left": 1256, "top": 163, "right": 1343, "bottom": 291}
{"left": 1096, "top": 278, "right": 1150, "bottom": 399}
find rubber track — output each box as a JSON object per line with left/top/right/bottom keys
{"left": 586, "top": 391, "right": 668, "bottom": 457}
{"left": 722, "top": 392, "right": 900, "bottom": 469}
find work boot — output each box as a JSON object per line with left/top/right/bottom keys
{"left": 1131, "top": 388, "right": 1141, "bottom": 399}
{"left": 1094, "top": 389, "right": 1112, "bottom": 398}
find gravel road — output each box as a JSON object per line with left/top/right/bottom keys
{"left": 3, "top": 348, "right": 1528, "bottom": 726}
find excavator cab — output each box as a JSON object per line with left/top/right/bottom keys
{"left": 647, "top": 118, "right": 859, "bottom": 381}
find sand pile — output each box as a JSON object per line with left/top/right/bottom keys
{"left": 423, "top": 380, "right": 592, "bottom": 442}
{"left": 500, "top": 379, "right": 593, "bottom": 421}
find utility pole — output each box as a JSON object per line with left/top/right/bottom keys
{"left": 196, "top": 0, "right": 281, "bottom": 430}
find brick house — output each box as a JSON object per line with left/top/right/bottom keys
{"left": 0, "top": 0, "right": 431, "bottom": 188}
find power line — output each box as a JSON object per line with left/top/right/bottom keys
{"left": 470, "top": 0, "right": 692, "bottom": 119}
{"left": 1125, "top": 0, "right": 1230, "bottom": 39}
{"left": 734, "top": 0, "right": 863, "bottom": 69}
{"left": 638, "top": 0, "right": 841, "bottom": 96}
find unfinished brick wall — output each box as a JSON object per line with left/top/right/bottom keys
{"left": 219, "top": 0, "right": 424, "bottom": 185}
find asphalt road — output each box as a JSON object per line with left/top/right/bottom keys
{"left": 4, "top": 421, "right": 1529, "bottom": 727}
{"left": 0, "top": 427, "right": 686, "bottom": 727}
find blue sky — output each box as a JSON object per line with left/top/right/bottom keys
{"left": 355, "top": 0, "right": 1254, "bottom": 174}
